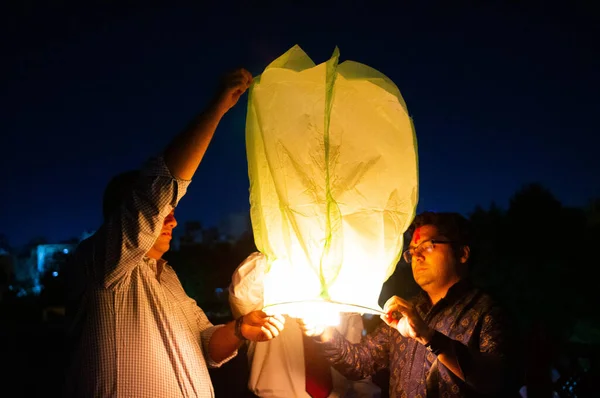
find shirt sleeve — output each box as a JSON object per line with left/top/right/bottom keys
{"left": 177, "top": 284, "right": 238, "bottom": 368}
{"left": 80, "top": 156, "right": 191, "bottom": 290}
{"left": 319, "top": 321, "right": 392, "bottom": 381}
{"left": 338, "top": 313, "right": 365, "bottom": 344}
{"left": 442, "top": 304, "right": 514, "bottom": 394}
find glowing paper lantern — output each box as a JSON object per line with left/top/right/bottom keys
{"left": 246, "top": 45, "right": 418, "bottom": 323}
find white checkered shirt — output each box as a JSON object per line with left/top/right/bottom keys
{"left": 65, "top": 156, "right": 236, "bottom": 397}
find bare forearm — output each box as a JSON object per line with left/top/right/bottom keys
{"left": 164, "top": 102, "right": 227, "bottom": 180}
{"left": 437, "top": 349, "right": 465, "bottom": 381}
{"left": 208, "top": 320, "right": 243, "bottom": 363}
{"left": 208, "top": 310, "right": 285, "bottom": 363}
{"left": 420, "top": 330, "right": 465, "bottom": 381}
{"left": 163, "top": 69, "right": 252, "bottom": 180}
{"left": 429, "top": 333, "right": 505, "bottom": 392}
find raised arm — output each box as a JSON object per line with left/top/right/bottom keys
{"left": 75, "top": 69, "right": 253, "bottom": 290}
{"left": 164, "top": 69, "right": 253, "bottom": 180}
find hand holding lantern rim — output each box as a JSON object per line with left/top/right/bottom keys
{"left": 381, "top": 296, "right": 434, "bottom": 345}
{"left": 296, "top": 318, "right": 340, "bottom": 343}
{"left": 297, "top": 318, "right": 325, "bottom": 337}
{"left": 240, "top": 311, "right": 286, "bottom": 342}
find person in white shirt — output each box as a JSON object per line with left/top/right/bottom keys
{"left": 64, "top": 69, "right": 285, "bottom": 398}
{"left": 229, "top": 252, "right": 381, "bottom": 398}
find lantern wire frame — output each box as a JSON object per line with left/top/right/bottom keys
{"left": 263, "top": 299, "right": 387, "bottom": 317}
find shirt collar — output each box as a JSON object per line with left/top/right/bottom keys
{"left": 144, "top": 256, "right": 168, "bottom": 280}
{"left": 415, "top": 278, "right": 473, "bottom": 314}
{"left": 444, "top": 278, "right": 473, "bottom": 301}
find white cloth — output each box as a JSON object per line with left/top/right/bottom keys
{"left": 229, "top": 252, "right": 381, "bottom": 398}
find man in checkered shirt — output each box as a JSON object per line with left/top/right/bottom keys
{"left": 64, "top": 68, "right": 285, "bottom": 397}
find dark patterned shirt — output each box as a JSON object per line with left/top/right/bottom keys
{"left": 319, "top": 280, "right": 513, "bottom": 397}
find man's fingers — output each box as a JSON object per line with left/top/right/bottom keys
{"left": 225, "top": 78, "right": 249, "bottom": 91}
{"left": 296, "top": 319, "right": 310, "bottom": 333}
{"left": 389, "top": 301, "right": 411, "bottom": 316}
{"left": 383, "top": 297, "right": 394, "bottom": 311}
{"left": 380, "top": 313, "right": 391, "bottom": 325}
{"left": 260, "top": 325, "right": 274, "bottom": 340}
{"left": 380, "top": 313, "right": 398, "bottom": 328}
{"left": 384, "top": 304, "right": 403, "bottom": 322}
{"left": 383, "top": 295, "right": 401, "bottom": 312}
{"left": 244, "top": 310, "right": 267, "bottom": 326}
{"left": 295, "top": 319, "right": 321, "bottom": 336}
{"left": 263, "top": 322, "right": 280, "bottom": 338}
{"left": 268, "top": 317, "right": 285, "bottom": 332}
{"left": 224, "top": 68, "right": 252, "bottom": 89}
{"left": 305, "top": 327, "right": 322, "bottom": 337}
{"left": 240, "top": 68, "right": 253, "bottom": 85}
{"left": 395, "top": 296, "right": 411, "bottom": 307}
{"left": 254, "top": 310, "right": 267, "bottom": 318}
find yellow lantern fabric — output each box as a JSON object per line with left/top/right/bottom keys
{"left": 245, "top": 45, "right": 418, "bottom": 318}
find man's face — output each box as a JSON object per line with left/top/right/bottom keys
{"left": 147, "top": 210, "right": 177, "bottom": 259}
{"left": 408, "top": 224, "right": 463, "bottom": 290}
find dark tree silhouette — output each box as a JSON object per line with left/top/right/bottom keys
{"left": 469, "top": 184, "right": 599, "bottom": 397}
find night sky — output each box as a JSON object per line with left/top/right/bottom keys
{"left": 1, "top": 1, "right": 598, "bottom": 248}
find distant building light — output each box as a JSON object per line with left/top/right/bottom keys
{"left": 63, "top": 248, "right": 69, "bottom": 254}
{"left": 52, "top": 271, "right": 59, "bottom": 277}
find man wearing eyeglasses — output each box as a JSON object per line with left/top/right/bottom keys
{"left": 300, "top": 212, "right": 516, "bottom": 397}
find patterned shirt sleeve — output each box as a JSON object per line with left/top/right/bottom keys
{"left": 320, "top": 321, "right": 392, "bottom": 381}
{"left": 449, "top": 303, "right": 513, "bottom": 394}
{"left": 84, "top": 156, "right": 190, "bottom": 290}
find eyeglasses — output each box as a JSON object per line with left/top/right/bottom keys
{"left": 402, "top": 239, "right": 453, "bottom": 263}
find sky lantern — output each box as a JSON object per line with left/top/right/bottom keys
{"left": 245, "top": 45, "right": 418, "bottom": 325}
